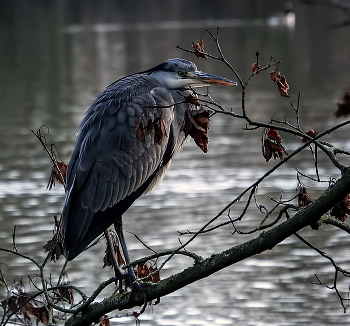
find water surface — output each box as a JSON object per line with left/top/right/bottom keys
{"left": 1, "top": 2, "right": 350, "bottom": 325}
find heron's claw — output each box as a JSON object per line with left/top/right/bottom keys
{"left": 127, "top": 281, "right": 149, "bottom": 314}
{"left": 132, "top": 280, "right": 146, "bottom": 291}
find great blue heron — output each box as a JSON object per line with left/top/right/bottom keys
{"left": 62, "top": 58, "right": 236, "bottom": 285}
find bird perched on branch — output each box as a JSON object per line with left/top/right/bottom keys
{"left": 61, "top": 58, "right": 236, "bottom": 285}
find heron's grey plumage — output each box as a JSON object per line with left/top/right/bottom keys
{"left": 62, "top": 58, "right": 236, "bottom": 261}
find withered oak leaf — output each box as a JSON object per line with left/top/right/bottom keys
{"left": 192, "top": 39, "right": 207, "bottom": 59}
{"left": 267, "top": 128, "right": 282, "bottom": 144}
{"left": 262, "top": 139, "right": 288, "bottom": 162}
{"left": 182, "top": 108, "right": 211, "bottom": 153}
{"left": 270, "top": 71, "right": 291, "bottom": 98}
{"left": 184, "top": 94, "right": 200, "bottom": 107}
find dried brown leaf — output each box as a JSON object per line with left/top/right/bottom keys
{"left": 183, "top": 108, "right": 211, "bottom": 153}
{"left": 149, "top": 266, "right": 161, "bottom": 283}
{"left": 136, "top": 262, "right": 160, "bottom": 283}
{"left": 298, "top": 187, "right": 312, "bottom": 207}
{"left": 270, "top": 71, "right": 291, "bottom": 98}
{"left": 43, "top": 237, "right": 64, "bottom": 262}
{"left": 17, "top": 297, "right": 34, "bottom": 315}
{"left": 267, "top": 128, "right": 282, "bottom": 144}
{"left": 58, "top": 286, "right": 74, "bottom": 304}
{"left": 302, "top": 129, "right": 319, "bottom": 143}
{"left": 1, "top": 293, "right": 33, "bottom": 317}
{"left": 192, "top": 39, "right": 207, "bottom": 59}
{"left": 331, "top": 194, "right": 350, "bottom": 222}
{"left": 251, "top": 62, "right": 261, "bottom": 74}
{"left": 28, "top": 306, "right": 52, "bottom": 325}
{"left": 184, "top": 94, "right": 200, "bottom": 107}
{"left": 47, "top": 161, "right": 67, "bottom": 190}
{"left": 99, "top": 315, "right": 111, "bottom": 326}
{"left": 262, "top": 139, "right": 288, "bottom": 162}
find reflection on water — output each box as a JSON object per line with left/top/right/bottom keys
{"left": 1, "top": 1, "right": 350, "bottom": 325}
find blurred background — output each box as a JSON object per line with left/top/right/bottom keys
{"left": 1, "top": 0, "right": 350, "bottom": 325}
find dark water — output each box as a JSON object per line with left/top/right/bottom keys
{"left": 1, "top": 1, "right": 350, "bottom": 325}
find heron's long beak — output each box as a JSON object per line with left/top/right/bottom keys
{"left": 191, "top": 71, "right": 237, "bottom": 86}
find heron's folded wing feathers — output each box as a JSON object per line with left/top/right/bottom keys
{"left": 62, "top": 75, "right": 178, "bottom": 257}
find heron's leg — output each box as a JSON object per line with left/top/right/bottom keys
{"left": 104, "top": 228, "right": 123, "bottom": 292}
{"left": 114, "top": 219, "right": 149, "bottom": 314}
{"left": 113, "top": 220, "right": 139, "bottom": 288}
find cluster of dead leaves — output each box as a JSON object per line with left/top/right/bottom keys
{"left": 182, "top": 95, "right": 211, "bottom": 153}
{"left": 297, "top": 179, "right": 350, "bottom": 222}
{"left": 331, "top": 194, "right": 350, "bottom": 222}
{"left": 270, "top": 71, "right": 291, "bottom": 98}
{"left": 192, "top": 39, "right": 207, "bottom": 59}
{"left": 136, "top": 117, "right": 167, "bottom": 146}
{"left": 262, "top": 128, "right": 288, "bottom": 162}
{"left": 56, "top": 274, "right": 74, "bottom": 305}
{"left": 136, "top": 262, "right": 160, "bottom": 284}
{"left": 0, "top": 280, "right": 55, "bottom": 325}
{"left": 27, "top": 306, "right": 53, "bottom": 325}
{"left": 249, "top": 53, "right": 291, "bottom": 97}
{"left": 334, "top": 89, "right": 350, "bottom": 118}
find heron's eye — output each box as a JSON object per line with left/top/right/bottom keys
{"left": 178, "top": 71, "right": 187, "bottom": 78}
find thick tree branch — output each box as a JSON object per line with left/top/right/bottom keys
{"left": 65, "top": 167, "right": 350, "bottom": 326}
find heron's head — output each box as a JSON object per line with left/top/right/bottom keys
{"left": 145, "top": 58, "right": 237, "bottom": 90}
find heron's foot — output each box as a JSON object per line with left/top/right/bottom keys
{"left": 127, "top": 280, "right": 149, "bottom": 315}
{"left": 131, "top": 279, "right": 146, "bottom": 292}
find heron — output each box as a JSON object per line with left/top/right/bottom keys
{"left": 61, "top": 58, "right": 236, "bottom": 286}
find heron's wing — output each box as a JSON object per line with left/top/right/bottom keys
{"left": 62, "top": 74, "right": 181, "bottom": 259}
